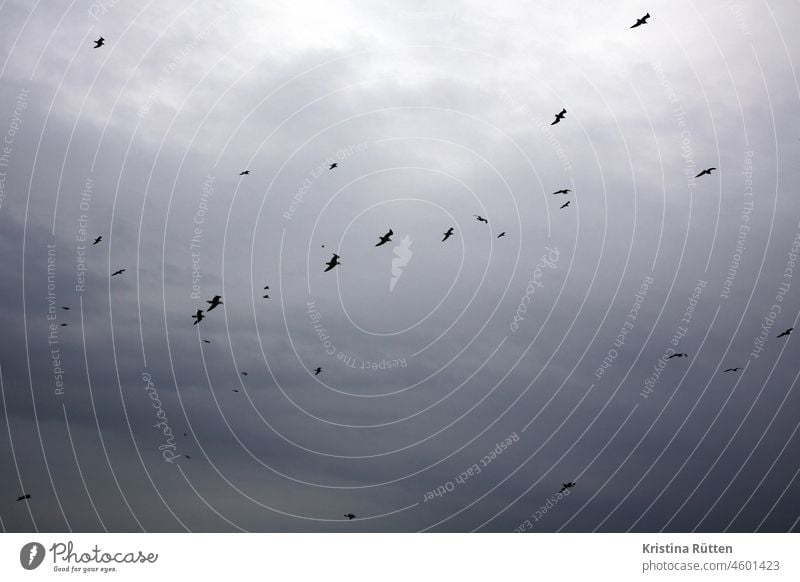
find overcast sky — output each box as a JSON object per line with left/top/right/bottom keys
{"left": 1, "top": 0, "right": 800, "bottom": 532}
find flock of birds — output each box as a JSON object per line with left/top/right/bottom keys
{"left": 10, "top": 11, "right": 792, "bottom": 526}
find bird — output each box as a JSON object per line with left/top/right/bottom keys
{"left": 630, "top": 13, "right": 650, "bottom": 28}
{"left": 329, "top": 163, "right": 338, "bottom": 170}
{"left": 442, "top": 227, "right": 454, "bottom": 242}
{"left": 183, "top": 433, "right": 188, "bottom": 437}
{"left": 92, "top": 236, "right": 102, "bottom": 245}
{"left": 239, "top": 170, "right": 250, "bottom": 175}
{"left": 560, "top": 201, "right": 570, "bottom": 209}
{"left": 111, "top": 268, "right": 125, "bottom": 276}
{"left": 695, "top": 167, "right": 717, "bottom": 178}
{"left": 62, "top": 306, "right": 70, "bottom": 310}
{"left": 344, "top": 513, "right": 356, "bottom": 520}
{"left": 497, "top": 232, "right": 506, "bottom": 238}
{"left": 202, "top": 339, "right": 211, "bottom": 344}
{"left": 559, "top": 482, "right": 576, "bottom": 493}
{"left": 376, "top": 229, "right": 393, "bottom": 247}
{"left": 232, "top": 389, "right": 239, "bottom": 393}
{"left": 667, "top": 352, "right": 688, "bottom": 359}
{"left": 324, "top": 253, "right": 341, "bottom": 272}
{"left": 93, "top": 37, "right": 104, "bottom": 48}
{"left": 473, "top": 215, "right": 488, "bottom": 224}
{"left": 314, "top": 367, "right": 322, "bottom": 375}
{"left": 777, "top": 328, "right": 793, "bottom": 338}
{"left": 192, "top": 310, "right": 204, "bottom": 325}
{"left": 552, "top": 189, "right": 571, "bottom": 195}
{"left": 60, "top": 323, "right": 68, "bottom": 327}
{"left": 184, "top": 455, "right": 191, "bottom": 459}
{"left": 241, "top": 372, "right": 248, "bottom": 376}
{"left": 723, "top": 367, "right": 742, "bottom": 373}
{"left": 263, "top": 285, "right": 270, "bottom": 290}
{"left": 16, "top": 494, "right": 31, "bottom": 502}
{"left": 551, "top": 108, "right": 567, "bottom": 125}
{"left": 206, "top": 295, "right": 223, "bottom": 311}
{"left": 262, "top": 294, "right": 270, "bottom": 299}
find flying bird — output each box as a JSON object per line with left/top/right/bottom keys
{"left": 560, "top": 201, "right": 570, "bottom": 209}
{"left": 376, "top": 229, "right": 393, "bottom": 247}
{"left": 111, "top": 268, "right": 125, "bottom": 276}
{"left": 329, "top": 163, "right": 338, "bottom": 170}
{"left": 559, "top": 482, "right": 576, "bottom": 493}
{"left": 473, "top": 215, "right": 488, "bottom": 224}
{"left": 777, "top": 328, "right": 793, "bottom": 338}
{"left": 60, "top": 323, "right": 68, "bottom": 327}
{"left": 92, "top": 236, "right": 102, "bottom": 245}
{"left": 314, "top": 367, "right": 322, "bottom": 376}
{"left": 241, "top": 372, "right": 248, "bottom": 376}
{"left": 695, "top": 167, "right": 717, "bottom": 178}
{"left": 16, "top": 494, "right": 31, "bottom": 502}
{"left": 723, "top": 367, "right": 742, "bottom": 373}
{"left": 324, "top": 253, "right": 341, "bottom": 272}
{"left": 344, "top": 513, "right": 356, "bottom": 520}
{"left": 232, "top": 389, "right": 239, "bottom": 393}
{"left": 62, "top": 306, "right": 70, "bottom": 310}
{"left": 552, "top": 189, "right": 571, "bottom": 195}
{"left": 263, "top": 285, "right": 270, "bottom": 290}
{"left": 262, "top": 294, "right": 270, "bottom": 299}
{"left": 239, "top": 170, "right": 250, "bottom": 175}
{"left": 551, "top": 108, "right": 567, "bottom": 125}
{"left": 497, "top": 232, "right": 506, "bottom": 238}
{"left": 442, "top": 227, "right": 454, "bottom": 242}
{"left": 630, "top": 13, "right": 650, "bottom": 28}
{"left": 202, "top": 339, "right": 211, "bottom": 344}
{"left": 93, "top": 37, "right": 104, "bottom": 48}
{"left": 192, "top": 310, "right": 204, "bottom": 325}
{"left": 667, "top": 352, "right": 688, "bottom": 359}
{"left": 206, "top": 295, "right": 223, "bottom": 311}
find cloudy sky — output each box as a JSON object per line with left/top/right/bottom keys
{"left": 1, "top": 0, "right": 799, "bottom": 532}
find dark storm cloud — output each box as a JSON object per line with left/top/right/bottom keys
{"left": 1, "top": 0, "right": 799, "bottom": 533}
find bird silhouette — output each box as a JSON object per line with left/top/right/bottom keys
{"left": 474, "top": 215, "right": 488, "bottom": 224}
{"left": 16, "top": 494, "right": 31, "bottom": 502}
{"left": 630, "top": 13, "right": 650, "bottom": 28}
{"left": 724, "top": 367, "right": 742, "bottom": 373}
{"left": 695, "top": 167, "right": 717, "bottom": 178}
{"left": 552, "top": 189, "right": 571, "bottom": 195}
{"left": 232, "top": 389, "right": 239, "bottom": 393}
{"left": 667, "top": 352, "right": 688, "bottom": 359}
{"left": 376, "top": 229, "right": 393, "bottom": 247}
{"left": 241, "top": 372, "right": 248, "bottom": 376}
{"left": 92, "top": 236, "right": 102, "bottom": 245}
{"left": 497, "top": 232, "right": 506, "bottom": 238}
{"left": 111, "top": 268, "right": 125, "bottom": 276}
{"left": 62, "top": 306, "right": 70, "bottom": 310}
{"left": 93, "top": 37, "right": 104, "bottom": 48}
{"left": 560, "top": 201, "right": 570, "bottom": 209}
{"left": 239, "top": 170, "right": 250, "bottom": 175}
{"left": 551, "top": 108, "right": 567, "bottom": 125}
{"left": 777, "top": 328, "right": 793, "bottom": 338}
{"left": 60, "top": 323, "right": 68, "bottom": 327}
{"left": 344, "top": 513, "right": 356, "bottom": 520}
{"left": 192, "top": 310, "right": 204, "bottom": 325}
{"left": 262, "top": 294, "right": 270, "bottom": 299}
{"left": 329, "top": 162, "right": 338, "bottom": 170}
{"left": 324, "top": 253, "right": 341, "bottom": 272}
{"left": 314, "top": 367, "right": 322, "bottom": 375}
{"left": 442, "top": 227, "right": 454, "bottom": 242}
{"left": 559, "top": 482, "right": 576, "bottom": 493}
{"left": 263, "top": 285, "right": 270, "bottom": 290}
{"left": 202, "top": 339, "right": 211, "bottom": 344}
{"left": 206, "top": 295, "right": 223, "bottom": 311}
